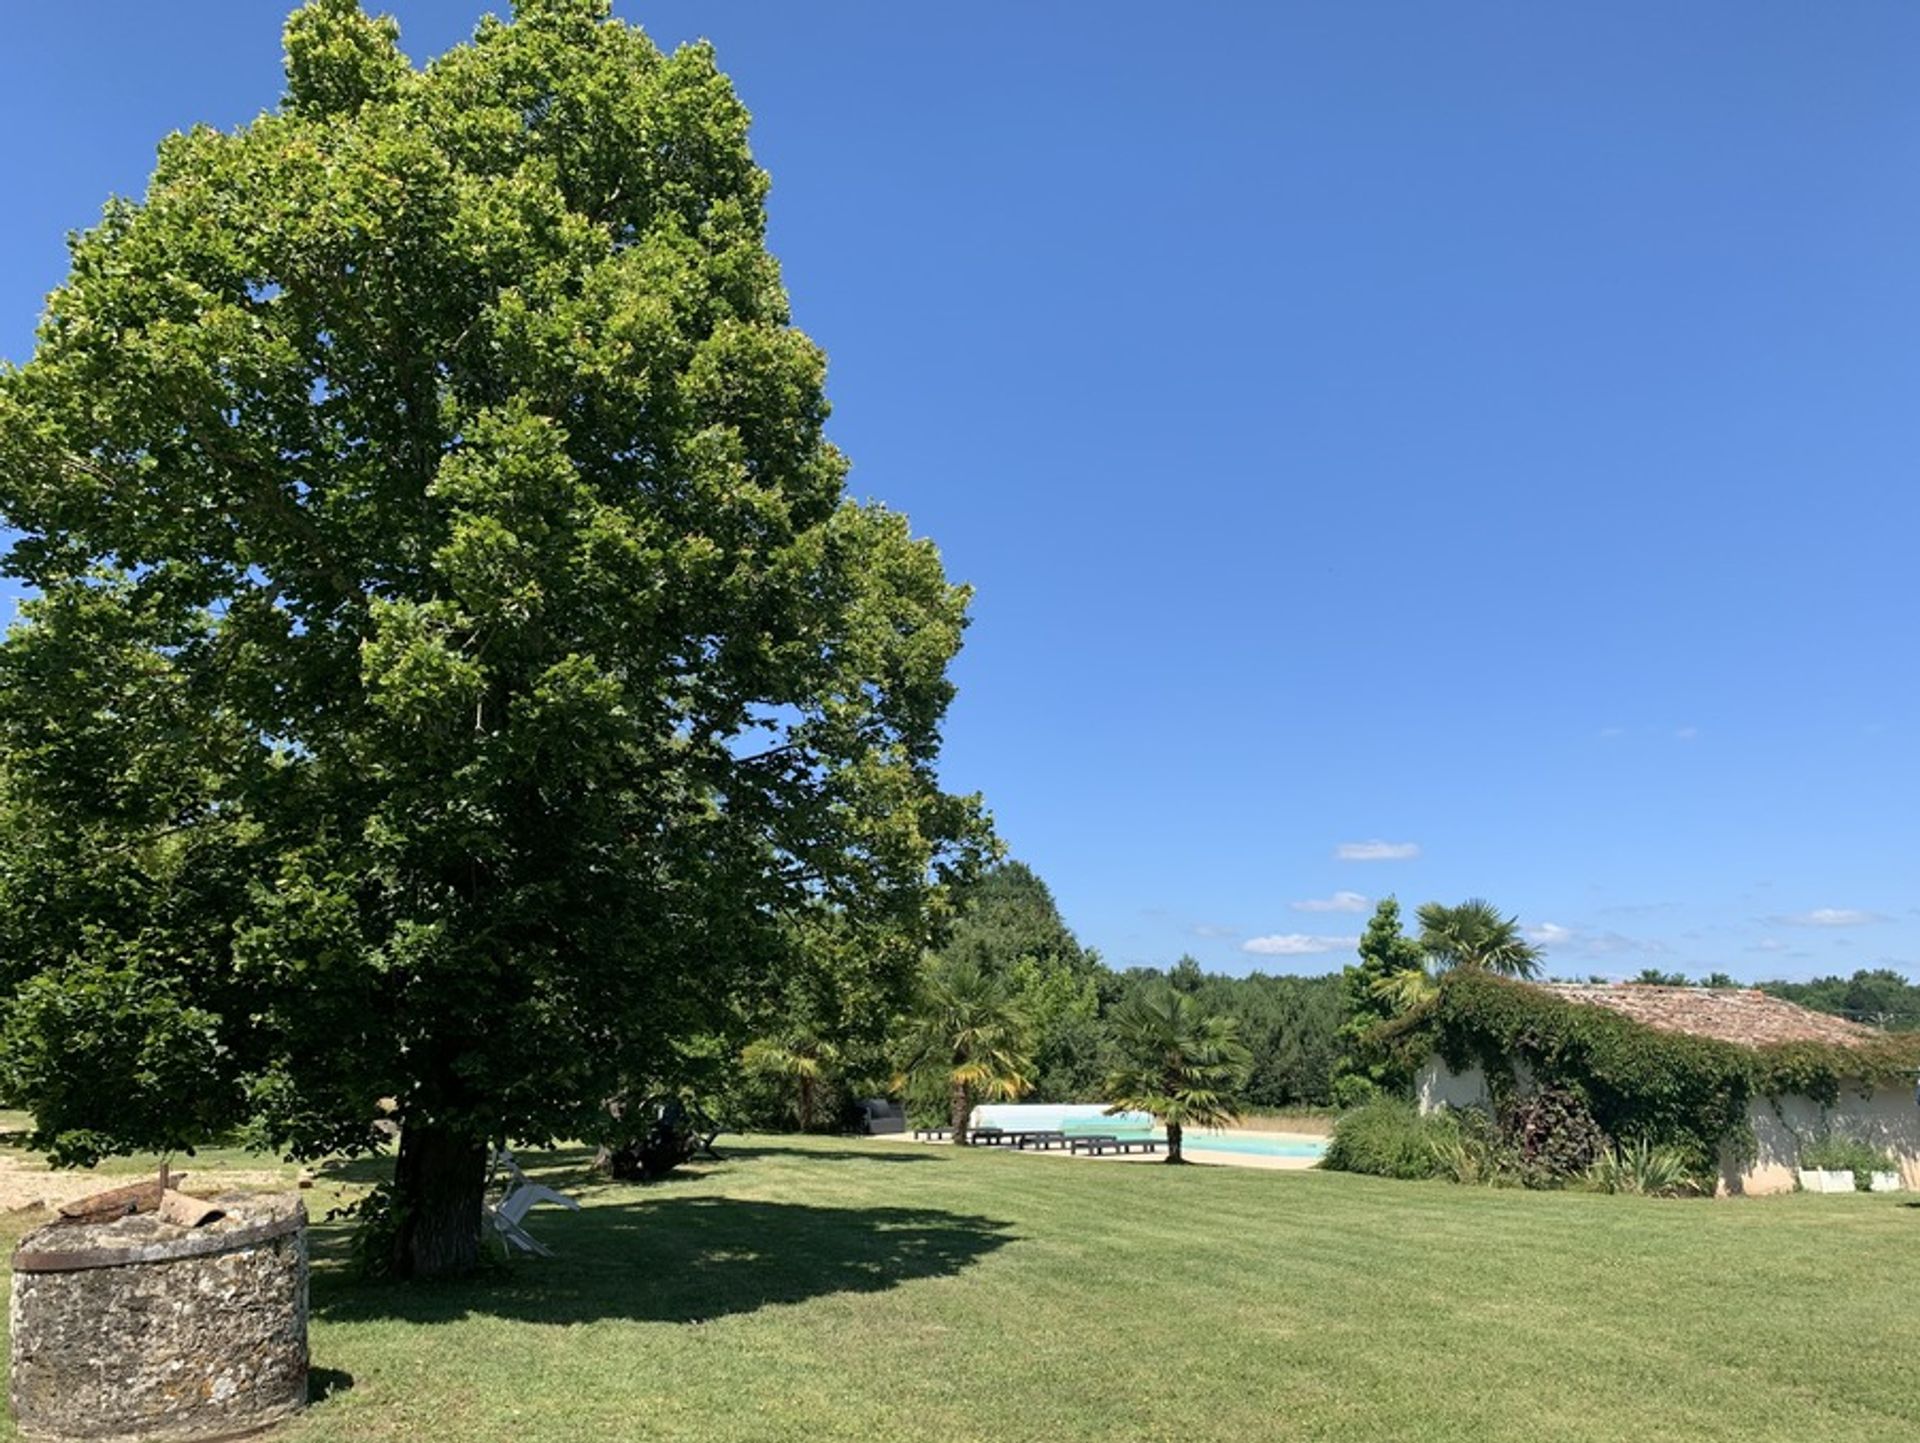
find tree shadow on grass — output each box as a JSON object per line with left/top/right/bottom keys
{"left": 719, "top": 1142, "right": 944, "bottom": 1165}
{"left": 312, "top": 1197, "right": 1015, "bottom": 1327}
{"left": 315, "top": 1144, "right": 611, "bottom": 1190}
{"left": 315, "top": 1142, "right": 935, "bottom": 1193}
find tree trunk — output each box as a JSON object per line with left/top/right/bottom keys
{"left": 950, "top": 1079, "right": 970, "bottom": 1145}
{"left": 1166, "top": 1120, "right": 1184, "bottom": 1165}
{"left": 390, "top": 1121, "right": 488, "bottom": 1279}
{"left": 798, "top": 1075, "right": 814, "bottom": 1133}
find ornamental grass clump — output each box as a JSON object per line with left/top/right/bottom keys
{"left": 1585, "top": 1137, "right": 1704, "bottom": 1197}
{"left": 1428, "top": 1110, "right": 1521, "bottom": 1187}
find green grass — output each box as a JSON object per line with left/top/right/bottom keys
{"left": 4, "top": 1133, "right": 1918, "bottom": 1441}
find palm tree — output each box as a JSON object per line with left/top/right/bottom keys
{"left": 742, "top": 1030, "right": 841, "bottom": 1132}
{"left": 1416, "top": 899, "right": 1544, "bottom": 977}
{"left": 892, "top": 961, "right": 1033, "bottom": 1145}
{"left": 1373, "top": 898, "right": 1545, "bottom": 1013}
{"left": 1102, "top": 984, "right": 1250, "bottom": 1164}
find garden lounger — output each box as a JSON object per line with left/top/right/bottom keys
{"left": 1073, "top": 1136, "right": 1163, "bottom": 1157}
{"left": 1014, "top": 1131, "right": 1068, "bottom": 1150}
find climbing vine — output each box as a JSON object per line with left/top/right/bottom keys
{"left": 1387, "top": 973, "right": 1920, "bottom": 1172}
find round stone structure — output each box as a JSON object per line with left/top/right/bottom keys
{"left": 10, "top": 1192, "right": 308, "bottom": 1443}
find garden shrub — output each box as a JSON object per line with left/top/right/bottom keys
{"left": 1428, "top": 1108, "right": 1522, "bottom": 1186}
{"left": 1329, "top": 1073, "right": 1382, "bottom": 1110}
{"left": 1322, "top": 1098, "right": 1461, "bottom": 1180}
{"left": 1798, "top": 1134, "right": 1896, "bottom": 1191}
{"left": 1501, "top": 1085, "right": 1607, "bottom": 1186}
{"left": 594, "top": 1095, "right": 709, "bottom": 1181}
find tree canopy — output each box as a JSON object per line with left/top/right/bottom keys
{"left": 928, "top": 860, "right": 1107, "bottom": 1100}
{"left": 0, "top": 0, "right": 986, "bottom": 1275}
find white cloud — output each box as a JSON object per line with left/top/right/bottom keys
{"left": 1292, "top": 891, "right": 1370, "bottom": 914}
{"left": 1335, "top": 840, "right": 1421, "bottom": 862}
{"left": 1770, "top": 908, "right": 1887, "bottom": 928}
{"left": 1748, "top": 939, "right": 1788, "bottom": 953}
{"left": 1189, "top": 922, "right": 1238, "bottom": 940}
{"left": 1242, "top": 933, "right": 1358, "bottom": 957}
{"left": 1528, "top": 922, "right": 1575, "bottom": 947}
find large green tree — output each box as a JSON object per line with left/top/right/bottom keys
{"left": 934, "top": 861, "right": 1085, "bottom": 977}
{"left": 0, "top": 0, "right": 986, "bottom": 1276}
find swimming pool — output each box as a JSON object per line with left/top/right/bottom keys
{"left": 1182, "top": 1133, "right": 1327, "bottom": 1159}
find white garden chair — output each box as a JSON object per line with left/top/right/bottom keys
{"left": 484, "top": 1148, "right": 581, "bottom": 1257}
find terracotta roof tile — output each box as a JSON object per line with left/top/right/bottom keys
{"left": 1534, "top": 982, "right": 1882, "bottom": 1049}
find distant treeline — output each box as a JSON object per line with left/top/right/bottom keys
{"left": 933, "top": 864, "right": 1343, "bottom": 1108}
{"left": 1608, "top": 966, "right": 1920, "bottom": 1031}
{"left": 928, "top": 869, "right": 1920, "bottom": 1110}
{"left": 724, "top": 861, "right": 1347, "bottom": 1131}
{"left": 730, "top": 864, "right": 1920, "bottom": 1132}
{"left": 1761, "top": 971, "right": 1920, "bottom": 1031}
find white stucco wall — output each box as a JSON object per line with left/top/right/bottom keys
{"left": 1420, "top": 1053, "right": 1920, "bottom": 1196}
{"left": 1416, "top": 1058, "right": 1491, "bottom": 1113}
{"left": 1727, "top": 1083, "right": 1920, "bottom": 1195}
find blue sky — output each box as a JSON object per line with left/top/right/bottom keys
{"left": 4, "top": 3, "right": 1917, "bottom": 982}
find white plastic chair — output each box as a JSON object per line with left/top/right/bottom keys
{"left": 484, "top": 1148, "right": 581, "bottom": 1257}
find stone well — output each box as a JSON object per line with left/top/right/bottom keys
{"left": 11, "top": 1192, "right": 308, "bottom": 1443}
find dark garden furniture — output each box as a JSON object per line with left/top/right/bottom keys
{"left": 1068, "top": 1135, "right": 1164, "bottom": 1157}
{"left": 1009, "top": 1130, "right": 1068, "bottom": 1150}
{"left": 855, "top": 1099, "right": 908, "bottom": 1135}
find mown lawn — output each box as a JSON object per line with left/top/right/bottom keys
{"left": 4, "top": 1133, "right": 1918, "bottom": 1442}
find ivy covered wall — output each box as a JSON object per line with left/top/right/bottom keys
{"left": 1394, "top": 973, "right": 1920, "bottom": 1171}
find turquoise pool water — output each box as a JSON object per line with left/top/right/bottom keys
{"left": 1182, "top": 1134, "right": 1327, "bottom": 1159}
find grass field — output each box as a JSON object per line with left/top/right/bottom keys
{"left": 3, "top": 1133, "right": 1918, "bottom": 1442}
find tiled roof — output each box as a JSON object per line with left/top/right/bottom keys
{"left": 1535, "top": 982, "right": 1883, "bottom": 1049}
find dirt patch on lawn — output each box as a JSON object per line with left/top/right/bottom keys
{"left": 0, "top": 1156, "right": 297, "bottom": 1215}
